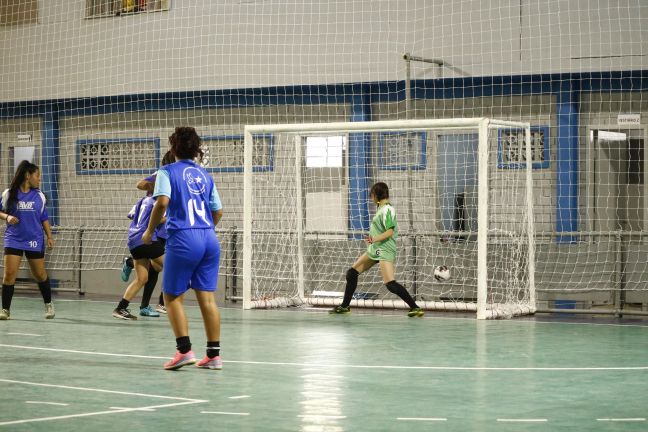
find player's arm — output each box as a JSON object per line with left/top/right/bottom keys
{"left": 209, "top": 183, "right": 223, "bottom": 226}
{"left": 0, "top": 211, "right": 18, "bottom": 225}
{"left": 369, "top": 228, "right": 394, "bottom": 243}
{"left": 142, "top": 169, "right": 170, "bottom": 244}
{"left": 42, "top": 219, "right": 55, "bottom": 249}
{"left": 143, "top": 197, "right": 168, "bottom": 244}
{"left": 136, "top": 173, "right": 156, "bottom": 193}
{"left": 0, "top": 192, "right": 18, "bottom": 224}
{"left": 367, "top": 208, "right": 395, "bottom": 243}
{"left": 136, "top": 179, "right": 154, "bottom": 193}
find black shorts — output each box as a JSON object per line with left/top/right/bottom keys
{"left": 4, "top": 247, "right": 45, "bottom": 260}
{"left": 130, "top": 241, "right": 165, "bottom": 260}
{"left": 158, "top": 237, "right": 166, "bottom": 247}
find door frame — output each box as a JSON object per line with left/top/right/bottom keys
{"left": 586, "top": 124, "right": 648, "bottom": 232}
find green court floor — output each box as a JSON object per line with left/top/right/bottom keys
{"left": 0, "top": 296, "right": 647, "bottom": 431}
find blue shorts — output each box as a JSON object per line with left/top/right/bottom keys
{"left": 163, "top": 229, "right": 220, "bottom": 296}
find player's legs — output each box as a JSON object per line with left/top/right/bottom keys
{"left": 162, "top": 230, "right": 205, "bottom": 369}
{"left": 195, "top": 290, "right": 220, "bottom": 341}
{"left": 26, "top": 257, "right": 55, "bottom": 319}
{"left": 194, "top": 290, "right": 222, "bottom": 369}
{"left": 353, "top": 253, "right": 379, "bottom": 274}
{"left": 3, "top": 253, "right": 22, "bottom": 285}
{"left": 123, "top": 258, "right": 150, "bottom": 301}
{"left": 190, "top": 229, "right": 222, "bottom": 369}
{"left": 379, "top": 260, "right": 422, "bottom": 316}
{"left": 113, "top": 258, "right": 149, "bottom": 320}
{"left": 164, "top": 292, "right": 189, "bottom": 337}
{"left": 26, "top": 257, "right": 47, "bottom": 283}
{"left": 163, "top": 292, "right": 196, "bottom": 370}
{"left": 331, "top": 253, "right": 377, "bottom": 313}
{"left": 140, "top": 255, "right": 164, "bottom": 315}
{"left": 1, "top": 253, "right": 22, "bottom": 319}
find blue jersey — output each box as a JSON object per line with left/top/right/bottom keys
{"left": 139, "top": 172, "right": 168, "bottom": 240}
{"left": 127, "top": 195, "right": 158, "bottom": 250}
{"left": 153, "top": 159, "right": 222, "bottom": 233}
{"left": 1, "top": 188, "right": 48, "bottom": 252}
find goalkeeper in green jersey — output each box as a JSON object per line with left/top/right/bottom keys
{"left": 330, "top": 182, "right": 424, "bottom": 317}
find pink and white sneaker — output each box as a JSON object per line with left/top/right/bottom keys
{"left": 196, "top": 355, "right": 223, "bottom": 370}
{"left": 164, "top": 350, "right": 196, "bottom": 370}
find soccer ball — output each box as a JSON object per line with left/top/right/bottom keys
{"left": 434, "top": 265, "right": 451, "bottom": 282}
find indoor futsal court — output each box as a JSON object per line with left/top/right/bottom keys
{"left": 1, "top": 0, "right": 648, "bottom": 431}
{"left": 1, "top": 295, "right": 647, "bottom": 431}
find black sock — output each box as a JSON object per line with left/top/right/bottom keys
{"left": 117, "top": 298, "right": 130, "bottom": 310}
{"left": 206, "top": 341, "right": 220, "bottom": 359}
{"left": 158, "top": 292, "right": 164, "bottom": 306}
{"left": 341, "top": 268, "right": 359, "bottom": 308}
{"left": 126, "top": 257, "right": 134, "bottom": 268}
{"left": 385, "top": 280, "right": 418, "bottom": 309}
{"left": 176, "top": 336, "right": 191, "bottom": 354}
{"left": 1, "top": 284, "right": 15, "bottom": 310}
{"left": 37, "top": 279, "right": 52, "bottom": 304}
{"left": 140, "top": 269, "right": 159, "bottom": 309}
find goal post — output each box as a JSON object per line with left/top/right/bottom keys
{"left": 243, "top": 118, "right": 535, "bottom": 319}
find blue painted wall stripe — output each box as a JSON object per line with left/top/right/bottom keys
{"left": 556, "top": 83, "right": 580, "bottom": 241}
{"left": 348, "top": 93, "right": 371, "bottom": 236}
{"left": 2, "top": 70, "right": 645, "bottom": 119}
{"left": 41, "top": 113, "right": 59, "bottom": 226}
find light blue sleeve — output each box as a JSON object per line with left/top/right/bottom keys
{"left": 153, "top": 169, "right": 171, "bottom": 198}
{"left": 209, "top": 184, "right": 222, "bottom": 211}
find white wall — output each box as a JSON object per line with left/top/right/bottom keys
{"left": 1, "top": 0, "right": 646, "bottom": 102}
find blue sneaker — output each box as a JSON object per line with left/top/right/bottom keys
{"left": 140, "top": 305, "right": 160, "bottom": 317}
{"left": 120, "top": 257, "right": 133, "bottom": 282}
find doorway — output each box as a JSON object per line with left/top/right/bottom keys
{"left": 590, "top": 127, "right": 648, "bottom": 232}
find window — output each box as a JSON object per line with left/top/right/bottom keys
{"left": 305, "top": 136, "right": 346, "bottom": 168}
{"left": 0, "top": 0, "right": 37, "bottom": 26}
{"left": 77, "top": 138, "right": 159, "bottom": 175}
{"left": 378, "top": 132, "right": 427, "bottom": 170}
{"left": 201, "top": 134, "right": 273, "bottom": 172}
{"left": 85, "top": 0, "right": 170, "bottom": 18}
{"left": 498, "top": 126, "right": 550, "bottom": 169}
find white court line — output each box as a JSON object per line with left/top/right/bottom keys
{"left": 7, "top": 333, "right": 42, "bottom": 337}
{"left": 497, "top": 418, "right": 548, "bottom": 423}
{"left": 298, "top": 415, "right": 346, "bottom": 420}
{"left": 0, "top": 378, "right": 207, "bottom": 427}
{"left": 201, "top": 411, "right": 250, "bottom": 416}
{"left": 2, "top": 344, "right": 648, "bottom": 371}
{"left": 25, "top": 401, "right": 69, "bottom": 406}
{"left": 597, "top": 418, "right": 646, "bottom": 422}
{"left": 0, "top": 378, "right": 205, "bottom": 402}
{"left": 228, "top": 395, "right": 251, "bottom": 400}
{"left": 110, "top": 407, "right": 156, "bottom": 412}
{"left": 0, "top": 401, "right": 204, "bottom": 427}
{"left": 397, "top": 417, "right": 447, "bottom": 421}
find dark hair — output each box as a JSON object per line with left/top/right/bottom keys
{"left": 6, "top": 160, "right": 39, "bottom": 212}
{"left": 370, "top": 182, "right": 389, "bottom": 201}
{"left": 169, "top": 126, "right": 203, "bottom": 160}
{"left": 161, "top": 150, "right": 175, "bottom": 166}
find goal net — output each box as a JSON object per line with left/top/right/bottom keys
{"left": 242, "top": 118, "right": 535, "bottom": 319}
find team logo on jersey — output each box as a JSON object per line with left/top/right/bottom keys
{"left": 183, "top": 167, "right": 208, "bottom": 195}
{"left": 17, "top": 201, "right": 34, "bottom": 210}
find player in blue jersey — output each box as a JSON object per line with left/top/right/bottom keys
{"left": 0, "top": 161, "right": 55, "bottom": 320}
{"left": 142, "top": 126, "right": 223, "bottom": 370}
{"left": 121, "top": 151, "right": 175, "bottom": 316}
{"left": 112, "top": 192, "right": 165, "bottom": 320}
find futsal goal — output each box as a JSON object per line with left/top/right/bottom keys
{"left": 242, "top": 118, "right": 536, "bottom": 319}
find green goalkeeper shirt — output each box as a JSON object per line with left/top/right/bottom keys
{"left": 366, "top": 201, "right": 397, "bottom": 262}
